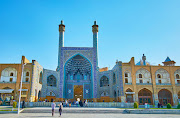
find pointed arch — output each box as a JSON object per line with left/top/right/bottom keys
{"left": 174, "top": 69, "right": 180, "bottom": 84}
{"left": 158, "top": 89, "right": 173, "bottom": 106}
{"left": 136, "top": 68, "right": 151, "bottom": 84}
{"left": 176, "top": 74, "right": 180, "bottom": 79}
{"left": 1, "top": 67, "right": 17, "bottom": 82}
{"left": 124, "top": 70, "right": 132, "bottom": 84}
{"left": 1, "top": 67, "right": 17, "bottom": 77}
{"left": 39, "top": 71, "right": 43, "bottom": 84}
{"left": 178, "top": 91, "right": 180, "bottom": 99}
{"left": 155, "top": 68, "right": 170, "bottom": 84}
{"left": 100, "top": 91, "right": 109, "bottom": 97}
{"left": 64, "top": 54, "right": 92, "bottom": 80}
{"left": 64, "top": 54, "right": 93, "bottom": 99}
{"left": 138, "top": 88, "right": 153, "bottom": 105}
{"left": 3, "top": 87, "right": 12, "bottom": 89}
{"left": 126, "top": 88, "right": 134, "bottom": 103}
{"left": 47, "top": 75, "right": 56, "bottom": 87}
{"left": 65, "top": 53, "right": 92, "bottom": 68}
{"left": 23, "top": 69, "right": 30, "bottom": 82}
{"left": 113, "top": 73, "right": 116, "bottom": 84}
{"left": 26, "top": 72, "right": 29, "bottom": 76}
{"left": 100, "top": 76, "right": 109, "bottom": 87}
{"left": 126, "top": 88, "right": 133, "bottom": 92}
{"left": 155, "top": 68, "right": 169, "bottom": 78}
{"left": 47, "top": 91, "right": 56, "bottom": 96}
{"left": 10, "top": 73, "right": 13, "bottom": 76}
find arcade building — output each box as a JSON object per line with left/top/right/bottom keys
{"left": 0, "top": 21, "right": 180, "bottom": 106}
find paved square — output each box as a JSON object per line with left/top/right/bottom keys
{"left": 0, "top": 113, "right": 179, "bottom": 118}
{"left": 0, "top": 108, "right": 180, "bottom": 118}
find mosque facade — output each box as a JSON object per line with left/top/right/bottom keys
{"left": 0, "top": 21, "right": 180, "bottom": 106}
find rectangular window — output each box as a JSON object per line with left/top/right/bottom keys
{"left": 158, "top": 80, "right": 162, "bottom": 84}
{"left": 148, "top": 98, "right": 151, "bottom": 103}
{"left": 139, "top": 98, "right": 142, "bottom": 103}
{"left": 10, "top": 78, "right": 13, "bottom": 82}
{"left": 125, "top": 78, "right": 128, "bottom": 83}
{"left": 125, "top": 73, "right": 128, "bottom": 77}
{"left": 177, "top": 80, "right": 180, "bottom": 84}
{"left": 26, "top": 78, "right": 29, "bottom": 82}
{"left": 22, "top": 91, "right": 26, "bottom": 95}
{"left": 140, "top": 80, "right": 143, "bottom": 83}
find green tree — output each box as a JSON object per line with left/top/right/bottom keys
{"left": 13, "top": 101, "right": 17, "bottom": 108}
{"left": 177, "top": 104, "right": 180, "bottom": 109}
{"left": 134, "top": 102, "right": 139, "bottom": 108}
{"left": 167, "top": 103, "right": 172, "bottom": 109}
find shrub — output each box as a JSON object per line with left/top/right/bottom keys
{"left": 134, "top": 102, "right": 139, "bottom": 108}
{"left": 13, "top": 101, "right": 17, "bottom": 108}
{"left": 167, "top": 103, "right": 172, "bottom": 109}
{"left": 177, "top": 104, "right": 180, "bottom": 109}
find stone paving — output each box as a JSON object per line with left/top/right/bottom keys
{"left": 21, "top": 107, "right": 126, "bottom": 113}
{"left": 0, "top": 113, "right": 179, "bottom": 118}
{"left": 0, "top": 107, "right": 180, "bottom": 118}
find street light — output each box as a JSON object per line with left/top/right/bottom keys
{"left": 18, "top": 60, "right": 26, "bottom": 114}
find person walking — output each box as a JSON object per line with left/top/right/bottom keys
{"left": 79, "top": 100, "right": 83, "bottom": 107}
{"left": 59, "top": 103, "right": 63, "bottom": 117}
{"left": 69, "top": 100, "right": 71, "bottom": 108}
{"left": 158, "top": 102, "right": 160, "bottom": 108}
{"left": 22, "top": 100, "right": 25, "bottom": 109}
{"left": 65, "top": 100, "right": 68, "bottom": 107}
{"left": 85, "top": 99, "right": 88, "bottom": 107}
{"left": 51, "top": 101, "right": 56, "bottom": 116}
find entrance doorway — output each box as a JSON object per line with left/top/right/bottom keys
{"left": 158, "top": 89, "right": 173, "bottom": 106}
{"left": 126, "top": 88, "right": 134, "bottom": 103}
{"left": 138, "top": 88, "right": 153, "bottom": 105}
{"left": 74, "top": 85, "right": 83, "bottom": 101}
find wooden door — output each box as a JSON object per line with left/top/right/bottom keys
{"left": 74, "top": 85, "right": 83, "bottom": 101}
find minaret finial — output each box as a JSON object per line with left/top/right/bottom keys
{"left": 61, "top": 20, "right": 63, "bottom": 24}
{"left": 142, "top": 54, "right": 146, "bottom": 61}
{"left": 94, "top": 21, "right": 96, "bottom": 25}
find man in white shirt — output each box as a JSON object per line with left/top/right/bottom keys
{"left": 51, "top": 101, "right": 56, "bottom": 116}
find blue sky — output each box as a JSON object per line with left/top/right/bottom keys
{"left": 0, "top": 0, "right": 180, "bottom": 70}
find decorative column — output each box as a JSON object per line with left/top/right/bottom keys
{"left": 57, "top": 20, "right": 65, "bottom": 71}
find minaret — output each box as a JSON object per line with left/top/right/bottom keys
{"left": 92, "top": 21, "right": 99, "bottom": 67}
{"left": 142, "top": 54, "right": 146, "bottom": 65}
{"left": 57, "top": 20, "right": 65, "bottom": 71}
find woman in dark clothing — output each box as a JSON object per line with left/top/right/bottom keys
{"left": 79, "top": 100, "right": 83, "bottom": 107}
{"left": 158, "top": 102, "right": 160, "bottom": 108}
{"left": 59, "top": 103, "right": 63, "bottom": 117}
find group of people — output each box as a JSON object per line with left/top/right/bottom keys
{"left": 158, "top": 102, "right": 163, "bottom": 108}
{"left": 65, "top": 99, "right": 88, "bottom": 107}
{"left": 0, "top": 100, "right": 2, "bottom": 105}
{"left": 51, "top": 99, "right": 88, "bottom": 116}
{"left": 51, "top": 101, "right": 63, "bottom": 117}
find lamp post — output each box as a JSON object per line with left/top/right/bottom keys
{"left": 18, "top": 60, "right": 26, "bottom": 114}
